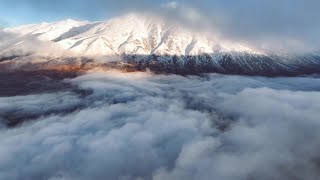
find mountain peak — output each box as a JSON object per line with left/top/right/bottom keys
{"left": 4, "top": 19, "right": 89, "bottom": 41}
{"left": 1, "top": 14, "right": 320, "bottom": 76}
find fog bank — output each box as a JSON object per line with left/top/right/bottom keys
{"left": 0, "top": 71, "right": 320, "bottom": 179}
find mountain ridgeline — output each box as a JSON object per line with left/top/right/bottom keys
{"left": 1, "top": 14, "right": 320, "bottom": 76}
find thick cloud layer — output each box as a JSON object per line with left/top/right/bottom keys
{"left": 0, "top": 70, "right": 320, "bottom": 179}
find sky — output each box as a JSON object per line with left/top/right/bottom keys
{"left": 0, "top": 0, "right": 319, "bottom": 53}
{"left": 0, "top": 0, "right": 173, "bottom": 26}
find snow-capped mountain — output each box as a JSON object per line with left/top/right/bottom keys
{"left": 1, "top": 13, "right": 320, "bottom": 75}
{"left": 5, "top": 19, "right": 89, "bottom": 41}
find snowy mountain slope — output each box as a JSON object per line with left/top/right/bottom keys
{"left": 0, "top": 19, "right": 89, "bottom": 57}
{"left": 1, "top": 13, "right": 320, "bottom": 75}
{"left": 3, "top": 14, "right": 261, "bottom": 57}
{"left": 4, "top": 19, "right": 89, "bottom": 41}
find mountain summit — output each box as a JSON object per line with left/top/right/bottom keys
{"left": 1, "top": 14, "right": 320, "bottom": 75}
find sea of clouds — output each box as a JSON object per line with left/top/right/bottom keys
{"left": 1, "top": 70, "right": 320, "bottom": 180}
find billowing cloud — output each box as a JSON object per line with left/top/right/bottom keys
{"left": 0, "top": 70, "right": 320, "bottom": 179}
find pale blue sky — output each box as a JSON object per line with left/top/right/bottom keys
{"left": 0, "top": 0, "right": 175, "bottom": 26}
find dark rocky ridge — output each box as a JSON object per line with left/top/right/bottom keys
{"left": 120, "top": 53, "right": 320, "bottom": 76}
{"left": 1, "top": 53, "right": 320, "bottom": 76}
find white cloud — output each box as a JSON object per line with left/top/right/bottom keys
{"left": 161, "top": 1, "right": 178, "bottom": 9}
{"left": 0, "top": 71, "right": 320, "bottom": 179}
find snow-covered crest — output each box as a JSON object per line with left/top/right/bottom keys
{"left": 2, "top": 13, "right": 262, "bottom": 57}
